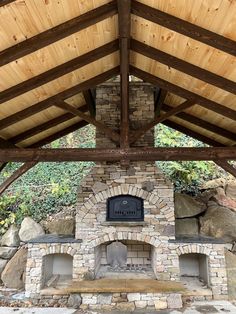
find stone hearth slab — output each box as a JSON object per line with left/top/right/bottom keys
{"left": 60, "top": 279, "right": 185, "bottom": 294}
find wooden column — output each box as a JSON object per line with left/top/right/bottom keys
{"left": 118, "top": 0, "right": 131, "bottom": 149}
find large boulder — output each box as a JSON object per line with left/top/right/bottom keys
{"left": 211, "top": 187, "right": 236, "bottom": 212}
{"left": 225, "top": 250, "right": 236, "bottom": 300}
{"left": 200, "top": 202, "right": 236, "bottom": 242}
{"left": 1, "top": 225, "right": 20, "bottom": 247}
{"left": 175, "top": 218, "right": 199, "bottom": 236}
{"left": 0, "top": 259, "right": 7, "bottom": 275}
{"left": 201, "top": 178, "right": 226, "bottom": 190}
{"left": 1, "top": 247, "right": 27, "bottom": 289}
{"left": 44, "top": 218, "right": 75, "bottom": 235}
{"left": 225, "top": 181, "right": 236, "bottom": 200}
{"left": 19, "top": 217, "right": 45, "bottom": 242}
{"left": 0, "top": 247, "right": 17, "bottom": 259}
{"left": 175, "top": 193, "right": 206, "bottom": 218}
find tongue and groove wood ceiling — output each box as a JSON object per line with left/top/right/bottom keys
{"left": 0, "top": 0, "right": 236, "bottom": 150}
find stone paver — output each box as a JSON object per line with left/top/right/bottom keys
{"left": 0, "top": 308, "right": 75, "bottom": 314}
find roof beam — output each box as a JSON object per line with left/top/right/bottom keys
{"left": 55, "top": 101, "right": 120, "bottom": 143}
{"left": 0, "top": 1, "right": 117, "bottom": 66}
{"left": 118, "top": 0, "right": 131, "bottom": 149}
{"left": 131, "top": 39, "right": 236, "bottom": 95}
{"left": 83, "top": 90, "right": 96, "bottom": 117}
{"left": 132, "top": 0, "right": 236, "bottom": 56}
{"left": 130, "top": 100, "right": 195, "bottom": 144}
{"left": 9, "top": 105, "right": 88, "bottom": 144}
{"left": 162, "top": 119, "right": 236, "bottom": 178}
{"left": 29, "top": 120, "right": 88, "bottom": 148}
{"left": 0, "top": 0, "right": 16, "bottom": 7}
{"left": 0, "top": 40, "right": 119, "bottom": 105}
{"left": 162, "top": 104, "right": 236, "bottom": 142}
{"left": 130, "top": 66, "right": 236, "bottom": 121}
{"left": 0, "top": 147, "right": 235, "bottom": 162}
{"left": 0, "top": 66, "right": 120, "bottom": 131}
{"left": 0, "top": 162, "right": 37, "bottom": 195}
{"left": 155, "top": 89, "right": 167, "bottom": 116}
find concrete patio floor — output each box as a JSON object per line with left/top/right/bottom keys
{"left": 0, "top": 300, "right": 236, "bottom": 314}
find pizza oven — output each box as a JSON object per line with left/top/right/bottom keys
{"left": 106, "top": 195, "right": 144, "bottom": 221}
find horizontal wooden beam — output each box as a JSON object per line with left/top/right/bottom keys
{"left": 0, "top": 147, "right": 235, "bottom": 162}
{"left": 0, "top": 1, "right": 117, "bottom": 66}
{"left": 131, "top": 39, "right": 236, "bottom": 95}
{"left": 29, "top": 120, "right": 88, "bottom": 148}
{"left": 130, "top": 66, "right": 236, "bottom": 121}
{"left": 55, "top": 101, "right": 120, "bottom": 143}
{"left": 0, "top": 66, "right": 119, "bottom": 131}
{"left": 9, "top": 105, "right": 88, "bottom": 144}
{"left": 0, "top": 40, "right": 119, "bottom": 105}
{"left": 132, "top": 0, "right": 236, "bottom": 56}
{"left": 162, "top": 119, "right": 236, "bottom": 178}
{"left": 162, "top": 104, "right": 236, "bottom": 142}
{"left": 0, "top": 162, "right": 37, "bottom": 195}
{"left": 130, "top": 100, "right": 195, "bottom": 144}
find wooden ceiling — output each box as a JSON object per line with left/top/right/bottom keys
{"left": 0, "top": 0, "right": 235, "bottom": 153}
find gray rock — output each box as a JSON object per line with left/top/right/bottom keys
{"left": 1, "top": 247, "right": 27, "bottom": 289}
{"left": 201, "top": 178, "right": 226, "bottom": 190}
{"left": 167, "top": 294, "right": 182, "bottom": 309}
{"left": 97, "top": 294, "right": 112, "bottom": 305}
{"left": 175, "top": 218, "right": 199, "bottom": 236}
{"left": 67, "top": 294, "right": 82, "bottom": 308}
{"left": 44, "top": 218, "right": 75, "bottom": 235}
{"left": 225, "top": 182, "right": 236, "bottom": 200}
{"left": 0, "top": 247, "right": 17, "bottom": 259}
{"left": 175, "top": 193, "right": 207, "bottom": 218}
{"left": 0, "top": 259, "right": 7, "bottom": 274}
{"left": 200, "top": 202, "right": 236, "bottom": 242}
{"left": 225, "top": 250, "right": 236, "bottom": 300}
{"left": 142, "top": 181, "right": 154, "bottom": 192}
{"left": 19, "top": 217, "right": 45, "bottom": 242}
{"left": 1, "top": 225, "right": 20, "bottom": 247}
{"left": 92, "top": 181, "right": 108, "bottom": 194}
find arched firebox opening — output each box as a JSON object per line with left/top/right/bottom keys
{"left": 94, "top": 240, "right": 156, "bottom": 279}
{"left": 42, "top": 253, "right": 73, "bottom": 288}
{"left": 179, "top": 253, "right": 209, "bottom": 288}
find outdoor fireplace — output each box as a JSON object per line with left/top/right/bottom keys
{"left": 106, "top": 195, "right": 144, "bottom": 221}
{"left": 25, "top": 83, "right": 229, "bottom": 306}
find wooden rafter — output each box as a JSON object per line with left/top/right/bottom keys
{"left": 132, "top": 0, "right": 236, "bottom": 56}
{"left": 130, "top": 100, "right": 195, "bottom": 144}
{"left": 131, "top": 39, "right": 236, "bottom": 95}
{"left": 0, "top": 162, "right": 37, "bottom": 195}
{"left": 0, "top": 0, "right": 15, "bottom": 7}
{"left": 162, "top": 120, "right": 236, "bottom": 178}
{"left": 9, "top": 105, "right": 88, "bottom": 144}
{"left": 0, "top": 40, "right": 119, "bottom": 105}
{"left": 0, "top": 147, "right": 235, "bottom": 162}
{"left": 155, "top": 89, "right": 167, "bottom": 116}
{"left": 118, "top": 0, "right": 131, "bottom": 149}
{"left": 55, "top": 101, "right": 120, "bottom": 143}
{"left": 0, "top": 66, "right": 120, "bottom": 130}
{"left": 162, "top": 104, "right": 236, "bottom": 142}
{"left": 83, "top": 90, "right": 96, "bottom": 117}
{"left": 0, "top": 1, "right": 117, "bottom": 66}
{"left": 29, "top": 121, "right": 88, "bottom": 148}
{"left": 0, "top": 137, "right": 16, "bottom": 148}
{"left": 130, "top": 66, "right": 236, "bottom": 121}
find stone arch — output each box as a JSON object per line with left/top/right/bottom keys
{"left": 80, "top": 184, "right": 170, "bottom": 214}
{"left": 89, "top": 231, "right": 159, "bottom": 249}
{"left": 40, "top": 244, "right": 76, "bottom": 257}
{"left": 176, "top": 244, "right": 211, "bottom": 257}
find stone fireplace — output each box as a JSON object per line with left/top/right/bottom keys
{"left": 25, "top": 82, "right": 229, "bottom": 310}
